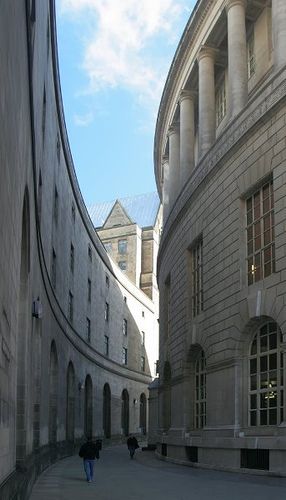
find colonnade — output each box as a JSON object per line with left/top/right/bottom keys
{"left": 162, "top": 0, "right": 286, "bottom": 223}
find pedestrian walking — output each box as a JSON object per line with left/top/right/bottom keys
{"left": 127, "top": 435, "right": 139, "bottom": 459}
{"left": 78, "top": 436, "right": 100, "bottom": 483}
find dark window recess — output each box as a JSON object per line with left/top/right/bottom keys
{"left": 161, "top": 443, "right": 167, "bottom": 457}
{"left": 185, "top": 446, "right": 198, "bottom": 463}
{"left": 240, "top": 449, "right": 269, "bottom": 470}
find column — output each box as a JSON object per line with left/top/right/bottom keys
{"left": 162, "top": 155, "right": 170, "bottom": 225}
{"left": 226, "top": 0, "right": 247, "bottom": 118}
{"left": 272, "top": 0, "right": 286, "bottom": 69}
{"left": 179, "top": 90, "right": 196, "bottom": 188}
{"left": 198, "top": 47, "right": 216, "bottom": 158}
{"left": 168, "top": 124, "right": 180, "bottom": 209}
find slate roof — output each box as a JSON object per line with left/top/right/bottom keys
{"left": 88, "top": 192, "right": 160, "bottom": 229}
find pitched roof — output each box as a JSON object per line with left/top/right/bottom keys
{"left": 88, "top": 192, "right": 160, "bottom": 229}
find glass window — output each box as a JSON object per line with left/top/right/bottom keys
{"left": 191, "top": 239, "right": 203, "bottom": 317}
{"left": 247, "top": 31, "right": 255, "bottom": 79}
{"left": 53, "top": 186, "right": 58, "bottom": 224}
{"left": 88, "top": 244, "right": 92, "bottom": 262}
{"left": 105, "top": 302, "right": 109, "bottom": 322}
{"left": 215, "top": 75, "right": 226, "bottom": 127}
{"left": 104, "top": 242, "right": 112, "bottom": 254}
{"left": 51, "top": 248, "right": 56, "bottom": 289}
{"left": 104, "top": 335, "right": 109, "bottom": 356}
{"left": 246, "top": 180, "right": 275, "bottom": 285}
{"left": 141, "top": 331, "right": 145, "bottom": 346}
{"left": 118, "top": 239, "right": 127, "bottom": 255}
{"left": 249, "top": 322, "right": 283, "bottom": 426}
{"left": 195, "top": 351, "right": 206, "bottom": 429}
{"left": 123, "top": 319, "right": 128, "bottom": 336}
{"left": 141, "top": 356, "right": 145, "bottom": 372}
{"left": 118, "top": 261, "right": 127, "bottom": 271}
{"left": 88, "top": 278, "right": 91, "bottom": 302}
{"left": 70, "top": 244, "right": 74, "bottom": 273}
{"left": 122, "top": 347, "right": 128, "bottom": 365}
{"left": 86, "top": 317, "right": 91, "bottom": 342}
{"left": 68, "top": 291, "right": 73, "bottom": 323}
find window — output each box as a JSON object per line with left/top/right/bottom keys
{"left": 249, "top": 322, "right": 284, "bottom": 426}
{"left": 88, "top": 244, "right": 92, "bottom": 262}
{"left": 141, "top": 356, "right": 145, "bottom": 372}
{"left": 118, "top": 239, "right": 127, "bottom": 255}
{"left": 105, "top": 302, "right": 109, "bottom": 322}
{"left": 51, "top": 248, "right": 56, "bottom": 289}
{"left": 106, "top": 275, "right": 110, "bottom": 287}
{"left": 86, "top": 317, "right": 91, "bottom": 342}
{"left": 195, "top": 351, "right": 206, "bottom": 429}
{"left": 191, "top": 239, "right": 203, "bottom": 317}
{"left": 215, "top": 75, "right": 226, "bottom": 127}
{"left": 122, "top": 347, "right": 128, "bottom": 365}
{"left": 71, "top": 202, "right": 75, "bottom": 223}
{"left": 87, "top": 278, "right": 91, "bottom": 302}
{"left": 68, "top": 291, "right": 73, "bottom": 323}
{"left": 56, "top": 132, "right": 61, "bottom": 163}
{"left": 70, "top": 244, "right": 74, "bottom": 273}
{"left": 124, "top": 296, "right": 127, "bottom": 303}
{"left": 246, "top": 180, "right": 275, "bottom": 285}
{"left": 142, "top": 311, "right": 145, "bottom": 318}
{"left": 118, "top": 261, "right": 127, "bottom": 271}
{"left": 123, "top": 319, "right": 128, "bottom": 336}
{"left": 104, "top": 335, "right": 109, "bottom": 356}
{"left": 247, "top": 31, "right": 255, "bottom": 79}
{"left": 104, "top": 242, "right": 112, "bottom": 254}
{"left": 42, "top": 86, "right": 46, "bottom": 140}
{"left": 53, "top": 186, "right": 59, "bottom": 224}
{"left": 141, "top": 331, "right": 145, "bottom": 346}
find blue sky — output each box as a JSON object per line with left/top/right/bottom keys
{"left": 56, "top": 0, "right": 195, "bottom": 205}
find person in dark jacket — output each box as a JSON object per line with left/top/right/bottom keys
{"left": 79, "top": 436, "right": 100, "bottom": 483}
{"left": 127, "top": 435, "right": 139, "bottom": 459}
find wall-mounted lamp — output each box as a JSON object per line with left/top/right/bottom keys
{"left": 32, "top": 297, "right": 43, "bottom": 319}
{"left": 133, "top": 398, "right": 137, "bottom": 405}
{"left": 78, "top": 381, "right": 85, "bottom": 391}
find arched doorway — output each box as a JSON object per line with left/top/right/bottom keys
{"left": 66, "top": 362, "right": 75, "bottom": 441}
{"left": 16, "top": 189, "right": 30, "bottom": 462}
{"left": 103, "top": 383, "right": 111, "bottom": 438}
{"left": 84, "top": 375, "right": 93, "bottom": 438}
{"left": 49, "top": 341, "right": 58, "bottom": 443}
{"left": 121, "top": 389, "right": 129, "bottom": 436}
{"left": 140, "top": 393, "right": 147, "bottom": 435}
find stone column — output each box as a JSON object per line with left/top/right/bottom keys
{"left": 226, "top": 0, "right": 247, "bottom": 117}
{"left": 168, "top": 124, "right": 180, "bottom": 209}
{"left": 198, "top": 47, "right": 216, "bottom": 158}
{"left": 272, "top": 0, "right": 286, "bottom": 69}
{"left": 179, "top": 90, "right": 196, "bottom": 188}
{"left": 162, "top": 155, "right": 170, "bottom": 224}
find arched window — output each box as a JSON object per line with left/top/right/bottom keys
{"left": 121, "top": 389, "right": 129, "bottom": 436}
{"left": 66, "top": 362, "right": 75, "bottom": 441}
{"left": 84, "top": 375, "right": 93, "bottom": 438}
{"left": 195, "top": 350, "right": 206, "bottom": 429}
{"left": 140, "top": 393, "right": 147, "bottom": 435}
{"left": 249, "top": 321, "right": 284, "bottom": 426}
{"left": 103, "top": 383, "right": 111, "bottom": 438}
{"left": 49, "top": 341, "right": 58, "bottom": 443}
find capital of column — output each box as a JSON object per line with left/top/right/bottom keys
{"left": 162, "top": 154, "right": 169, "bottom": 166}
{"left": 178, "top": 89, "right": 197, "bottom": 104}
{"left": 168, "top": 123, "right": 180, "bottom": 137}
{"left": 197, "top": 45, "right": 218, "bottom": 63}
{"left": 225, "top": 0, "right": 246, "bottom": 13}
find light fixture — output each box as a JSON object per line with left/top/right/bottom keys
{"left": 133, "top": 398, "right": 137, "bottom": 405}
{"left": 32, "top": 297, "right": 43, "bottom": 319}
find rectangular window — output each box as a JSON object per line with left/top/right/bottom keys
{"left": 123, "top": 318, "right": 128, "bottom": 336}
{"left": 104, "top": 335, "right": 109, "bottom": 356}
{"left": 68, "top": 291, "right": 73, "bottom": 323}
{"left": 71, "top": 202, "right": 75, "bottom": 223}
{"left": 118, "top": 239, "right": 127, "bottom": 255}
{"left": 51, "top": 248, "right": 56, "bottom": 289}
{"left": 104, "top": 242, "right": 112, "bottom": 253}
{"left": 53, "top": 186, "right": 59, "bottom": 224}
{"left": 215, "top": 76, "right": 226, "bottom": 127}
{"left": 191, "top": 239, "right": 203, "bottom": 317}
{"left": 246, "top": 180, "right": 275, "bottom": 285}
{"left": 122, "top": 347, "right": 128, "bottom": 365}
{"left": 118, "top": 261, "right": 127, "bottom": 271}
{"left": 247, "top": 31, "right": 255, "bottom": 79}
{"left": 70, "top": 244, "right": 74, "bottom": 273}
{"left": 86, "top": 317, "right": 91, "bottom": 342}
{"left": 106, "top": 275, "right": 110, "bottom": 287}
{"left": 88, "top": 278, "right": 91, "bottom": 302}
{"left": 141, "top": 356, "right": 145, "bottom": 372}
{"left": 105, "top": 302, "right": 109, "bottom": 322}
{"left": 141, "top": 331, "right": 145, "bottom": 346}
{"left": 88, "top": 244, "right": 92, "bottom": 262}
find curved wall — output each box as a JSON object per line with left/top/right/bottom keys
{"left": 0, "top": 2, "right": 157, "bottom": 498}
{"left": 154, "top": 0, "right": 286, "bottom": 474}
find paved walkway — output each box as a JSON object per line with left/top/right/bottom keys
{"left": 30, "top": 444, "right": 286, "bottom": 500}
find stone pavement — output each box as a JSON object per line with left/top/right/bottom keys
{"left": 30, "top": 444, "right": 286, "bottom": 500}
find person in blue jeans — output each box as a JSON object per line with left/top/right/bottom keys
{"left": 79, "top": 436, "right": 100, "bottom": 483}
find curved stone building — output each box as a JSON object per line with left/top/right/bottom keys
{"left": 154, "top": 0, "right": 286, "bottom": 474}
{"left": 0, "top": 2, "right": 158, "bottom": 498}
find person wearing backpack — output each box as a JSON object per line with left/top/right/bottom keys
{"left": 78, "top": 436, "right": 100, "bottom": 483}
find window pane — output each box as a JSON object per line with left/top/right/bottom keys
{"left": 251, "top": 337, "right": 257, "bottom": 355}
{"left": 260, "top": 410, "right": 267, "bottom": 425}
{"left": 269, "top": 409, "right": 277, "bottom": 425}
{"left": 250, "top": 358, "right": 257, "bottom": 374}
{"left": 250, "top": 411, "right": 257, "bottom": 426}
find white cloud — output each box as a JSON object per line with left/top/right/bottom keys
{"left": 59, "top": 0, "right": 186, "bottom": 107}
{"left": 73, "top": 111, "right": 94, "bottom": 127}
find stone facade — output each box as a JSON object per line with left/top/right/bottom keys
{"left": 154, "top": 0, "right": 286, "bottom": 475}
{"left": 0, "top": 2, "right": 158, "bottom": 499}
